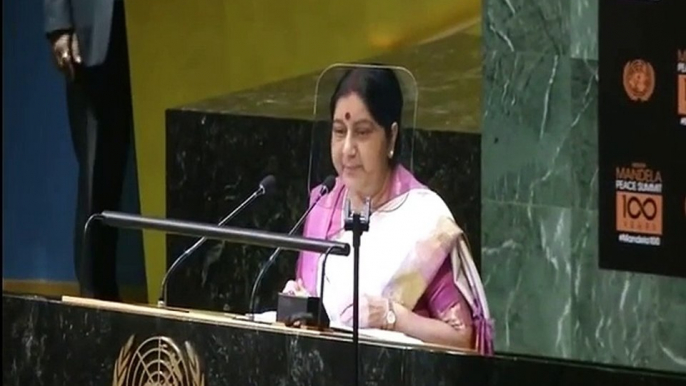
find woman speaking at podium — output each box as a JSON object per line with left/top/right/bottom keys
{"left": 283, "top": 66, "right": 493, "bottom": 355}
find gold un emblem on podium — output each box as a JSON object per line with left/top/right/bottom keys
{"left": 112, "top": 335, "right": 205, "bottom": 386}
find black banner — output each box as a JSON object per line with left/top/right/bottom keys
{"left": 598, "top": 0, "right": 686, "bottom": 278}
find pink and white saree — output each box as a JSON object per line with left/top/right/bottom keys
{"left": 295, "top": 165, "right": 494, "bottom": 355}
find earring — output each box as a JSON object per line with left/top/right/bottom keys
{"left": 388, "top": 150, "right": 394, "bottom": 158}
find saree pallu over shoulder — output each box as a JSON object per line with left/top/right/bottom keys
{"left": 378, "top": 191, "right": 494, "bottom": 355}
{"left": 449, "top": 221, "right": 494, "bottom": 355}
{"left": 295, "top": 166, "right": 494, "bottom": 355}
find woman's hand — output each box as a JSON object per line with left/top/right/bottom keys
{"left": 339, "top": 295, "right": 394, "bottom": 329}
{"left": 281, "top": 279, "right": 310, "bottom": 297}
{"left": 49, "top": 32, "right": 81, "bottom": 81}
{"left": 340, "top": 294, "right": 475, "bottom": 349}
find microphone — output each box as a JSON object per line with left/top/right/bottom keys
{"left": 248, "top": 175, "right": 336, "bottom": 316}
{"left": 158, "top": 174, "right": 276, "bottom": 307}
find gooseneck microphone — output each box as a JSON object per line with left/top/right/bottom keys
{"left": 158, "top": 175, "right": 277, "bottom": 307}
{"left": 248, "top": 175, "right": 336, "bottom": 316}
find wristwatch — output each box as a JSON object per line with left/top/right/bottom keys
{"left": 385, "top": 299, "right": 397, "bottom": 330}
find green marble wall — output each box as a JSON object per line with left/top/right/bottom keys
{"left": 481, "top": 0, "right": 686, "bottom": 373}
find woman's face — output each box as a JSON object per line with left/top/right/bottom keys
{"left": 331, "top": 93, "right": 397, "bottom": 197}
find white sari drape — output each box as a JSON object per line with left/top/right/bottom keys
{"left": 314, "top": 188, "right": 493, "bottom": 354}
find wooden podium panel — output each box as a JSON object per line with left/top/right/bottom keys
{"left": 3, "top": 293, "right": 684, "bottom": 386}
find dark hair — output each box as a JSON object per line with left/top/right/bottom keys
{"left": 329, "top": 66, "right": 404, "bottom": 165}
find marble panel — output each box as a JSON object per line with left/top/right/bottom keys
{"left": 481, "top": 200, "right": 573, "bottom": 358}
{"left": 482, "top": 51, "right": 572, "bottom": 207}
{"left": 570, "top": 0, "right": 598, "bottom": 60}
{"left": 572, "top": 209, "right": 686, "bottom": 374}
{"left": 483, "top": 0, "right": 570, "bottom": 55}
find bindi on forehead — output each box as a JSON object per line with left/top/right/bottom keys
{"left": 344, "top": 112, "right": 351, "bottom": 120}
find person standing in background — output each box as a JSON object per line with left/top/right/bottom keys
{"left": 44, "top": 0, "right": 133, "bottom": 301}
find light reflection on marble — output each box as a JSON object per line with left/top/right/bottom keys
{"left": 481, "top": 200, "right": 573, "bottom": 358}
{"left": 570, "top": 0, "right": 597, "bottom": 60}
{"left": 569, "top": 58, "right": 598, "bottom": 210}
{"left": 182, "top": 31, "right": 482, "bottom": 133}
{"left": 656, "top": 280, "right": 686, "bottom": 369}
{"left": 572, "top": 209, "right": 686, "bottom": 373}
{"left": 481, "top": 50, "right": 572, "bottom": 207}
{"left": 483, "top": 0, "right": 570, "bottom": 55}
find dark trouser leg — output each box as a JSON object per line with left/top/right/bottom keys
{"left": 67, "top": 73, "right": 97, "bottom": 297}
{"left": 69, "top": 2, "right": 133, "bottom": 301}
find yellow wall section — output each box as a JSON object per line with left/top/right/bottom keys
{"left": 124, "top": 0, "right": 480, "bottom": 304}
{"left": 3, "top": 280, "right": 147, "bottom": 304}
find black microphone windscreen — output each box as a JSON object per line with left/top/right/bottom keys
{"left": 322, "top": 175, "right": 336, "bottom": 194}
{"left": 259, "top": 175, "right": 277, "bottom": 195}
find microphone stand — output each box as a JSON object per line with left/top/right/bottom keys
{"left": 316, "top": 247, "right": 335, "bottom": 329}
{"left": 248, "top": 176, "right": 335, "bottom": 317}
{"left": 248, "top": 193, "right": 319, "bottom": 316}
{"left": 343, "top": 197, "right": 370, "bottom": 386}
{"left": 159, "top": 184, "right": 269, "bottom": 307}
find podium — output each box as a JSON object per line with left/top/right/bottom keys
{"left": 3, "top": 293, "right": 685, "bottom": 386}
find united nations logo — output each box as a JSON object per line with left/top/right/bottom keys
{"left": 623, "top": 59, "right": 655, "bottom": 102}
{"left": 112, "top": 335, "right": 205, "bottom": 386}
